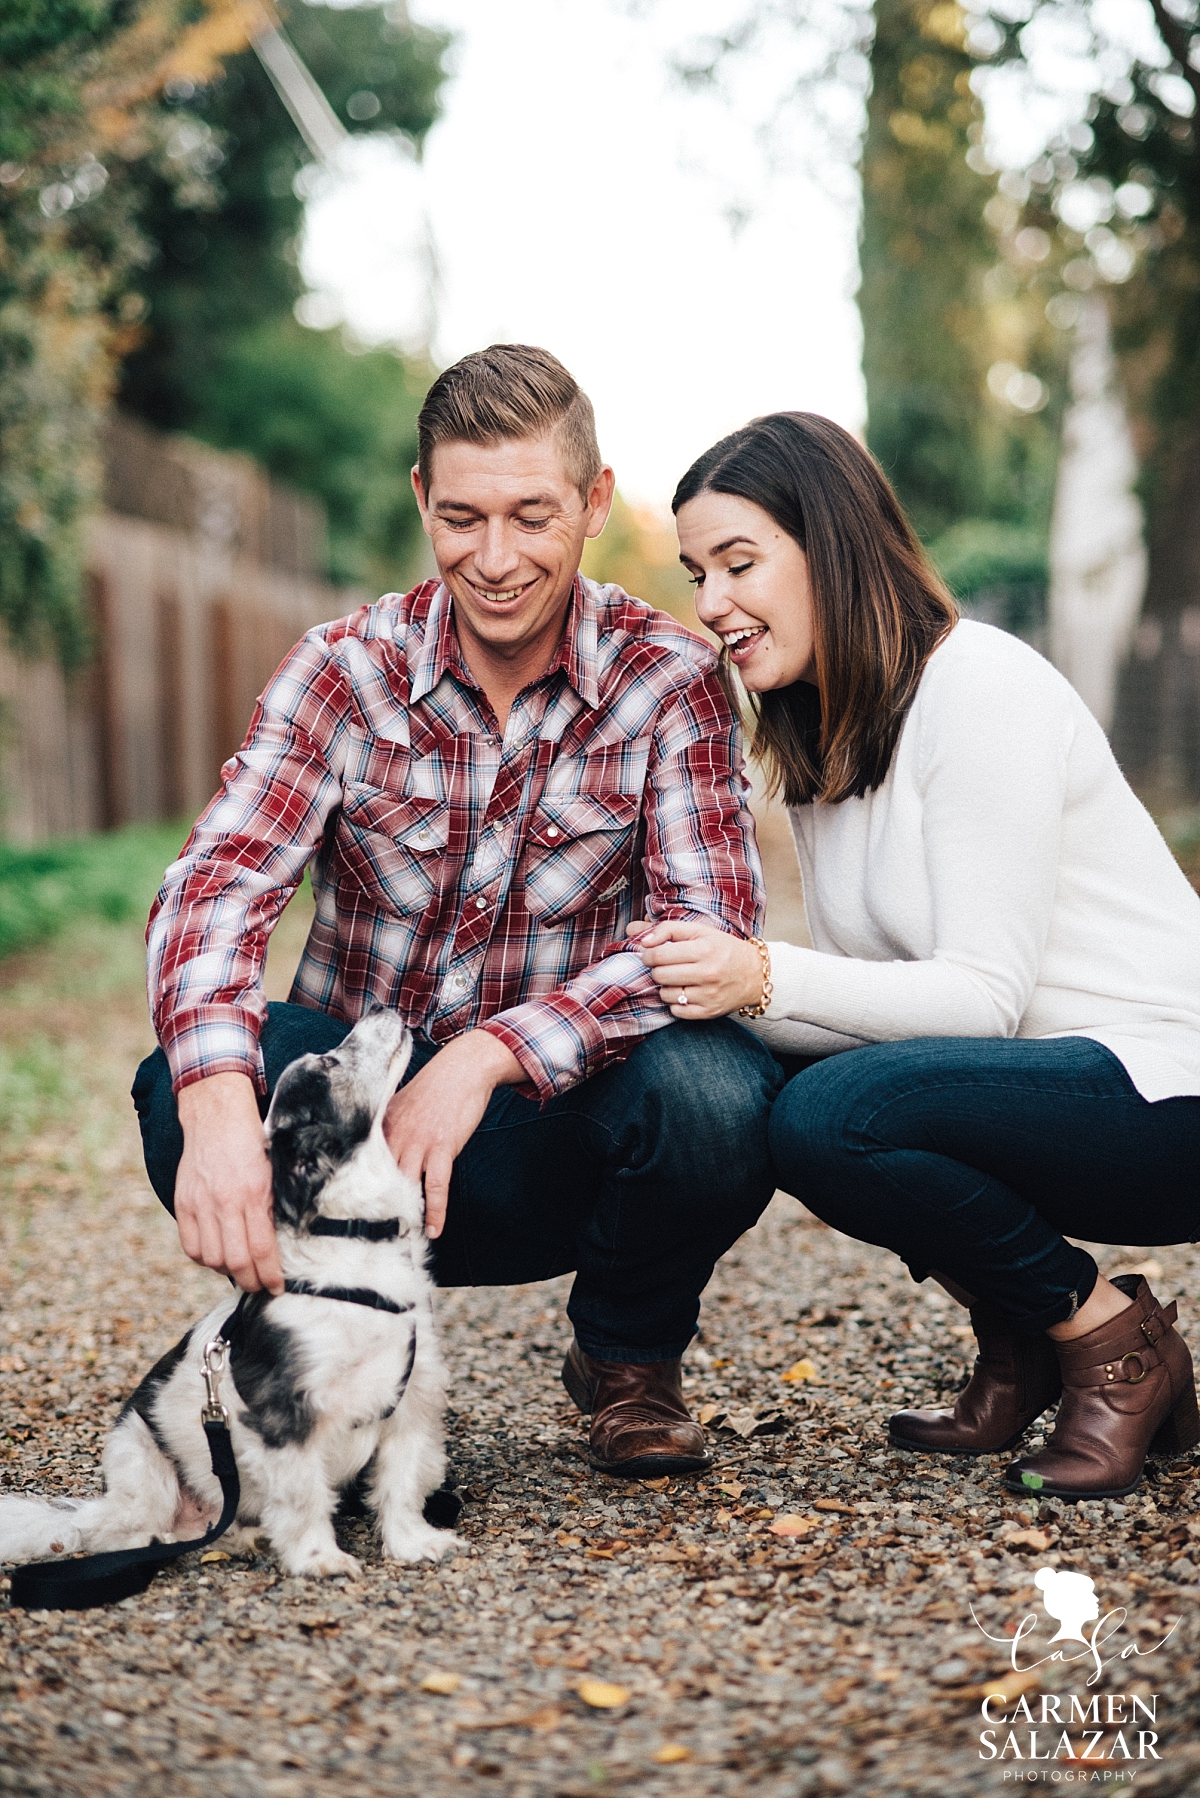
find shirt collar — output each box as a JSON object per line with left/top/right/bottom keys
{"left": 408, "top": 574, "right": 600, "bottom": 711}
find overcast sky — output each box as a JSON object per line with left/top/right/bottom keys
{"left": 300, "top": 0, "right": 868, "bottom": 506}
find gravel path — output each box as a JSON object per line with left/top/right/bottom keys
{"left": 2, "top": 886, "right": 1199, "bottom": 1797}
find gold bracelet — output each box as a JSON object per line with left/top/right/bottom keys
{"left": 737, "top": 938, "right": 773, "bottom": 1018}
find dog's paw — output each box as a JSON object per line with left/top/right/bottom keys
{"left": 287, "top": 1545, "right": 363, "bottom": 1579}
{"left": 382, "top": 1523, "right": 462, "bottom": 1564}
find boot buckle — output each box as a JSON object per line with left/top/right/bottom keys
{"left": 1121, "top": 1351, "right": 1148, "bottom": 1384}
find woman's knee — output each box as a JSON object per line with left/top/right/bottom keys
{"left": 768, "top": 1048, "right": 901, "bottom": 1216}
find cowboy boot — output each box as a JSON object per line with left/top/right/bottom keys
{"left": 889, "top": 1308, "right": 1062, "bottom": 1454}
{"left": 561, "top": 1340, "right": 711, "bottom": 1477}
{"left": 1005, "top": 1275, "right": 1200, "bottom": 1500}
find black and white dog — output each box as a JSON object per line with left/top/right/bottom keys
{"left": 0, "top": 1011, "right": 458, "bottom": 1578}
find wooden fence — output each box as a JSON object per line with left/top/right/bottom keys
{"left": 0, "top": 417, "right": 359, "bottom": 843}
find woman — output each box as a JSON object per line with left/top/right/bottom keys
{"left": 635, "top": 411, "right": 1200, "bottom": 1501}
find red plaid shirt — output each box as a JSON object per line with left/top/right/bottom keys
{"left": 148, "top": 576, "right": 764, "bottom": 1100}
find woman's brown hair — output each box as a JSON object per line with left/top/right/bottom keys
{"left": 672, "top": 412, "right": 958, "bottom": 805}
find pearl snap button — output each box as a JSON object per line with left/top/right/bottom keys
{"left": 546, "top": 825, "right": 559, "bottom": 839}
{"left": 474, "top": 896, "right": 486, "bottom": 910}
{"left": 453, "top": 974, "right": 468, "bottom": 990}
{"left": 416, "top": 829, "right": 431, "bottom": 843}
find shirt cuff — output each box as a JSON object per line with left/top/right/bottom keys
{"left": 479, "top": 993, "right": 610, "bottom": 1102}
{"left": 159, "top": 1005, "right": 268, "bottom": 1097}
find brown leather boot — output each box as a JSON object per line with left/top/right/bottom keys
{"left": 561, "top": 1340, "right": 711, "bottom": 1477}
{"left": 889, "top": 1309, "right": 1062, "bottom": 1454}
{"left": 1005, "top": 1276, "right": 1200, "bottom": 1500}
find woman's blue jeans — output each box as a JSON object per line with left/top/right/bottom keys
{"left": 133, "top": 1003, "right": 783, "bottom": 1363}
{"left": 769, "top": 1036, "right": 1200, "bottom": 1334}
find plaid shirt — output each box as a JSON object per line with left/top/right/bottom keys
{"left": 148, "top": 575, "right": 764, "bottom": 1101}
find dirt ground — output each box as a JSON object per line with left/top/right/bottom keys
{"left": 1, "top": 809, "right": 1198, "bottom": 1797}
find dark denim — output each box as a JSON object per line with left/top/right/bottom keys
{"left": 132, "top": 1004, "right": 784, "bottom": 1362}
{"left": 768, "top": 1036, "right": 1200, "bottom": 1334}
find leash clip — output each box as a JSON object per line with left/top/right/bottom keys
{"left": 200, "top": 1337, "right": 230, "bottom": 1425}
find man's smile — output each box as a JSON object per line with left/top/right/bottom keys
{"left": 465, "top": 578, "right": 537, "bottom": 606}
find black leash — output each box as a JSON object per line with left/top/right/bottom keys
{"left": 9, "top": 1313, "right": 242, "bottom": 1613}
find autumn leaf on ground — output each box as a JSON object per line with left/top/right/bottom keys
{"left": 199, "top": 1550, "right": 230, "bottom": 1563}
{"left": 698, "top": 1403, "right": 721, "bottom": 1426}
{"left": 781, "top": 1359, "right": 818, "bottom": 1383}
{"left": 769, "top": 1515, "right": 816, "bottom": 1538}
{"left": 420, "top": 1671, "right": 462, "bottom": 1695}
{"left": 975, "top": 1670, "right": 1041, "bottom": 1703}
{"left": 641, "top": 1476, "right": 670, "bottom": 1491}
{"left": 1002, "top": 1528, "right": 1052, "bottom": 1552}
{"left": 556, "top": 1533, "right": 582, "bottom": 1548}
{"left": 576, "top": 1679, "right": 630, "bottom": 1709}
{"left": 654, "top": 1743, "right": 691, "bottom": 1763}
{"left": 813, "top": 1498, "right": 856, "bottom": 1514}
{"left": 717, "top": 1480, "right": 744, "bottom": 1499}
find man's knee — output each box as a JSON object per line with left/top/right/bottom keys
{"left": 131, "top": 1046, "right": 182, "bottom": 1215}
{"left": 606, "top": 1021, "right": 782, "bottom": 1220}
{"left": 634, "top": 1019, "right": 783, "bottom": 1137}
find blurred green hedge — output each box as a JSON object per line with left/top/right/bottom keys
{"left": 0, "top": 821, "right": 190, "bottom": 960}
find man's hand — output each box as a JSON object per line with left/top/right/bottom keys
{"left": 383, "top": 1031, "right": 525, "bottom": 1239}
{"left": 175, "top": 1072, "right": 283, "bottom": 1293}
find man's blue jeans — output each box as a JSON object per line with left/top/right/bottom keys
{"left": 769, "top": 1036, "right": 1200, "bottom": 1335}
{"left": 132, "top": 1005, "right": 784, "bottom": 1363}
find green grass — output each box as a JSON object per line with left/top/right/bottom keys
{"left": 0, "top": 821, "right": 191, "bottom": 962}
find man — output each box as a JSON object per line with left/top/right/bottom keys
{"left": 134, "top": 343, "right": 782, "bottom": 1477}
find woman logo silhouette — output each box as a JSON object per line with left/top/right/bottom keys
{"left": 1034, "top": 1567, "right": 1101, "bottom": 1643}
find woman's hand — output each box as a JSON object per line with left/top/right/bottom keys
{"left": 629, "top": 918, "right": 766, "bottom": 1019}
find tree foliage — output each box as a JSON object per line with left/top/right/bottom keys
{"left": 976, "top": 0, "right": 1200, "bottom": 621}
{"left": 861, "top": 0, "right": 1064, "bottom": 627}
{"left": 0, "top": 0, "right": 217, "bottom": 662}
{"left": 0, "top": 0, "right": 450, "bottom": 662}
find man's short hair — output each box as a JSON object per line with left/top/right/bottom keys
{"left": 417, "top": 344, "right": 603, "bottom": 499}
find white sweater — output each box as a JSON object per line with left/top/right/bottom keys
{"left": 746, "top": 619, "right": 1200, "bottom": 1102}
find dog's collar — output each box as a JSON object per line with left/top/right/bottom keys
{"left": 283, "top": 1278, "right": 412, "bottom": 1315}
{"left": 308, "top": 1217, "right": 402, "bottom": 1241}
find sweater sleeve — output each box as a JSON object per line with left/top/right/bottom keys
{"left": 759, "top": 647, "right": 1075, "bottom": 1044}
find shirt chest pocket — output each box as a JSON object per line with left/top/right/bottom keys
{"left": 523, "top": 791, "right": 641, "bottom": 927}
{"left": 334, "top": 784, "right": 451, "bottom": 917}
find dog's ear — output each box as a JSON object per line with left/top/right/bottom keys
{"left": 267, "top": 1061, "right": 372, "bottom": 1227}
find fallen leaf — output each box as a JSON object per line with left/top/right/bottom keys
{"left": 576, "top": 1679, "right": 630, "bottom": 1710}
{"left": 527, "top": 1705, "right": 564, "bottom": 1733}
{"left": 824, "top": 1676, "right": 860, "bottom": 1706}
{"left": 641, "top": 1476, "right": 670, "bottom": 1491}
{"left": 697, "top": 1403, "right": 721, "bottom": 1426}
{"left": 464, "top": 1704, "right": 564, "bottom": 1733}
{"left": 653, "top": 1744, "right": 691, "bottom": 1763}
{"left": 781, "top": 1359, "right": 818, "bottom": 1383}
{"left": 199, "top": 1550, "right": 230, "bottom": 1564}
{"left": 975, "top": 1670, "right": 1041, "bottom": 1703}
{"left": 556, "top": 1533, "right": 583, "bottom": 1549}
{"left": 769, "top": 1515, "right": 815, "bottom": 1539}
{"left": 298, "top": 1616, "right": 340, "bottom": 1637}
{"left": 420, "top": 1671, "right": 463, "bottom": 1695}
{"left": 717, "top": 1481, "right": 744, "bottom": 1499}
{"left": 1002, "top": 1528, "right": 1052, "bottom": 1552}
{"left": 879, "top": 1377, "right": 896, "bottom": 1389}
{"left": 813, "top": 1498, "right": 855, "bottom": 1514}
{"left": 714, "top": 1408, "right": 786, "bottom": 1439}
{"left": 585, "top": 1548, "right": 615, "bottom": 1560}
